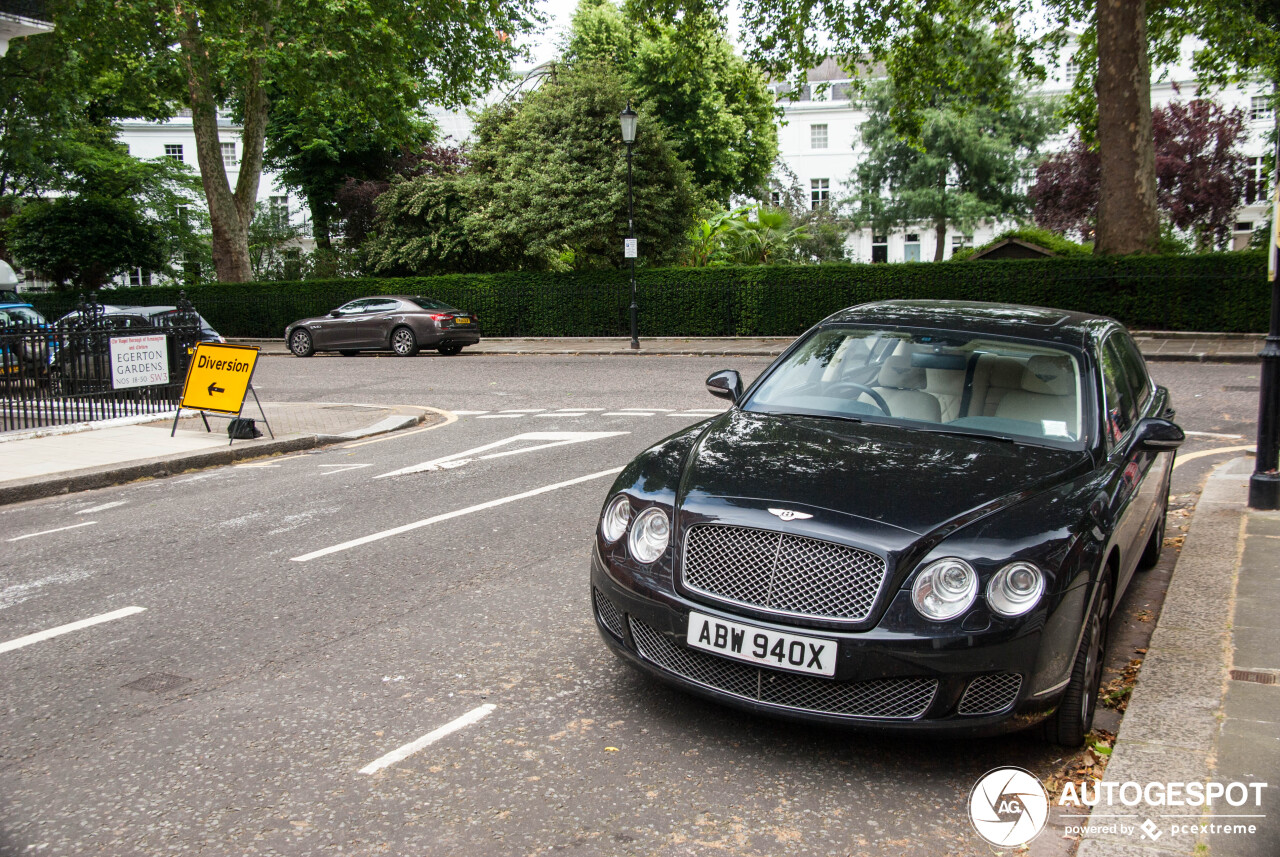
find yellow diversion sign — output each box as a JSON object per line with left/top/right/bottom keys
{"left": 179, "top": 342, "right": 260, "bottom": 414}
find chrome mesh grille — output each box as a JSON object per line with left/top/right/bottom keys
{"left": 958, "top": 673, "right": 1023, "bottom": 715}
{"left": 593, "top": 588, "right": 627, "bottom": 640}
{"left": 629, "top": 617, "right": 936, "bottom": 719}
{"left": 682, "top": 524, "right": 887, "bottom": 622}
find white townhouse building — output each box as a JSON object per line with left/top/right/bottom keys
{"left": 775, "top": 53, "right": 1275, "bottom": 263}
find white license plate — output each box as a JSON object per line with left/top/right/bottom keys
{"left": 686, "top": 611, "right": 836, "bottom": 677}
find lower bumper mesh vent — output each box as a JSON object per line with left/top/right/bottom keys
{"left": 593, "top": 588, "right": 627, "bottom": 640}
{"left": 629, "top": 617, "right": 936, "bottom": 719}
{"left": 958, "top": 673, "right": 1023, "bottom": 715}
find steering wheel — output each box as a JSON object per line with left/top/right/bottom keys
{"left": 827, "top": 382, "right": 892, "bottom": 416}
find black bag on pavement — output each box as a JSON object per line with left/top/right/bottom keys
{"left": 228, "top": 418, "right": 262, "bottom": 439}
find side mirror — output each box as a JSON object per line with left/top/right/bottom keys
{"left": 329, "top": 309, "right": 342, "bottom": 317}
{"left": 1134, "top": 417, "right": 1185, "bottom": 451}
{"left": 706, "top": 369, "right": 743, "bottom": 403}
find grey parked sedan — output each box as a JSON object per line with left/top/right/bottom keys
{"left": 285, "top": 295, "right": 480, "bottom": 357}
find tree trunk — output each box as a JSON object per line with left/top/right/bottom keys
{"left": 1095, "top": 0, "right": 1159, "bottom": 255}
{"left": 934, "top": 174, "right": 948, "bottom": 262}
{"left": 178, "top": 13, "right": 270, "bottom": 283}
{"left": 311, "top": 199, "right": 333, "bottom": 251}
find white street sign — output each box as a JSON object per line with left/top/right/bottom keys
{"left": 109, "top": 335, "right": 169, "bottom": 390}
{"left": 624, "top": 238, "right": 638, "bottom": 259}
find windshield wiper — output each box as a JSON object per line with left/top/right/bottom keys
{"left": 919, "top": 425, "right": 1019, "bottom": 443}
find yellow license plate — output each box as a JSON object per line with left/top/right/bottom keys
{"left": 455, "top": 318, "right": 470, "bottom": 324}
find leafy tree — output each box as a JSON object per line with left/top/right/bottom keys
{"left": 5, "top": 197, "right": 166, "bottom": 289}
{"left": 1032, "top": 99, "right": 1249, "bottom": 251}
{"left": 53, "top": 0, "right": 537, "bottom": 283}
{"left": 369, "top": 62, "right": 698, "bottom": 273}
{"left": 263, "top": 84, "right": 438, "bottom": 252}
{"left": 566, "top": 0, "right": 777, "bottom": 204}
{"left": 852, "top": 36, "right": 1058, "bottom": 262}
{"left": 634, "top": 0, "right": 1271, "bottom": 256}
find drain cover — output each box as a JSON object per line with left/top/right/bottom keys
{"left": 122, "top": 673, "right": 192, "bottom": 693}
{"left": 1229, "top": 670, "right": 1277, "bottom": 685}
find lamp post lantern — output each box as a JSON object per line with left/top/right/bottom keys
{"left": 621, "top": 103, "right": 639, "bottom": 350}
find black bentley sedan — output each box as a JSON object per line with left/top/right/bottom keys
{"left": 590, "top": 301, "right": 1183, "bottom": 745}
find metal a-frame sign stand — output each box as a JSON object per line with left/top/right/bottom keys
{"left": 171, "top": 342, "right": 275, "bottom": 445}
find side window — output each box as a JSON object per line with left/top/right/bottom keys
{"left": 1113, "top": 333, "right": 1152, "bottom": 412}
{"left": 338, "top": 300, "right": 368, "bottom": 315}
{"left": 1100, "top": 339, "right": 1138, "bottom": 448}
{"left": 365, "top": 299, "right": 400, "bottom": 314}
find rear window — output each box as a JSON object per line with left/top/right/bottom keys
{"left": 0, "top": 306, "right": 47, "bottom": 325}
{"left": 408, "top": 296, "right": 455, "bottom": 311}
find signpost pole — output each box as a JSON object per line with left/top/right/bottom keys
{"left": 1249, "top": 136, "right": 1280, "bottom": 509}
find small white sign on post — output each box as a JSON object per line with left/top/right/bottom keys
{"left": 624, "top": 238, "right": 638, "bottom": 259}
{"left": 109, "top": 335, "right": 170, "bottom": 390}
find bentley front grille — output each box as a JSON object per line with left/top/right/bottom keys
{"left": 957, "top": 673, "right": 1023, "bottom": 716}
{"left": 681, "top": 523, "right": 887, "bottom": 623}
{"left": 629, "top": 617, "right": 936, "bottom": 719}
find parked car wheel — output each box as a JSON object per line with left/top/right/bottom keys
{"left": 1047, "top": 573, "right": 1111, "bottom": 747}
{"left": 1138, "top": 485, "right": 1169, "bottom": 570}
{"left": 339, "top": 350, "right": 360, "bottom": 357}
{"left": 437, "top": 344, "right": 463, "bottom": 356}
{"left": 289, "top": 329, "right": 314, "bottom": 357}
{"left": 391, "top": 326, "right": 419, "bottom": 357}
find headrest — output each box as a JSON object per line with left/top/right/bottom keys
{"left": 924, "top": 367, "right": 965, "bottom": 396}
{"left": 878, "top": 353, "right": 926, "bottom": 390}
{"left": 1021, "top": 355, "right": 1074, "bottom": 396}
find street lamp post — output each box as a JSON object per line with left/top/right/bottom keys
{"left": 620, "top": 103, "right": 639, "bottom": 350}
{"left": 1249, "top": 129, "right": 1280, "bottom": 509}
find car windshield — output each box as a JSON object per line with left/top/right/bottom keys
{"left": 743, "top": 326, "right": 1086, "bottom": 446}
{"left": 407, "top": 296, "right": 454, "bottom": 311}
{"left": 0, "top": 306, "right": 47, "bottom": 326}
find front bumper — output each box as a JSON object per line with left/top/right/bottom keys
{"left": 590, "top": 549, "right": 1064, "bottom": 736}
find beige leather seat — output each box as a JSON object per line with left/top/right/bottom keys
{"left": 861, "top": 353, "right": 942, "bottom": 422}
{"left": 994, "top": 355, "right": 1078, "bottom": 437}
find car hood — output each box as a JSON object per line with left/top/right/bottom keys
{"left": 678, "top": 410, "right": 1090, "bottom": 538}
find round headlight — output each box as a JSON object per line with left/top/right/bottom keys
{"left": 911, "top": 558, "right": 978, "bottom": 621}
{"left": 627, "top": 507, "right": 670, "bottom": 564}
{"left": 600, "top": 494, "right": 631, "bottom": 543}
{"left": 986, "top": 561, "right": 1045, "bottom": 617}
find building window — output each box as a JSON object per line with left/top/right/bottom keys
{"left": 269, "top": 195, "right": 289, "bottom": 225}
{"left": 769, "top": 190, "right": 782, "bottom": 207}
{"left": 811, "top": 124, "right": 829, "bottom": 149}
{"left": 871, "top": 234, "right": 888, "bottom": 264}
{"left": 904, "top": 233, "right": 921, "bottom": 263}
{"left": 1235, "top": 222, "right": 1254, "bottom": 232}
{"left": 1251, "top": 96, "right": 1274, "bottom": 122}
{"left": 1245, "top": 157, "right": 1270, "bottom": 205}
{"left": 1065, "top": 58, "right": 1079, "bottom": 83}
{"left": 810, "top": 178, "right": 830, "bottom": 210}
{"left": 127, "top": 269, "right": 152, "bottom": 287}
{"left": 164, "top": 144, "right": 184, "bottom": 163}
{"left": 222, "top": 142, "right": 237, "bottom": 168}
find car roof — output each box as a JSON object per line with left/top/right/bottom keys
{"left": 824, "top": 300, "right": 1116, "bottom": 348}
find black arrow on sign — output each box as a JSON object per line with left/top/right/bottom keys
{"left": 208, "top": 381, "right": 225, "bottom": 395}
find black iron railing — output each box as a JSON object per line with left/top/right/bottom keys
{"left": 1, "top": 293, "right": 201, "bottom": 432}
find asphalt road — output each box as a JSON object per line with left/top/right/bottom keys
{"left": 0, "top": 354, "right": 1263, "bottom": 856}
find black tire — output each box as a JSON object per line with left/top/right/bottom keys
{"left": 1046, "top": 573, "right": 1111, "bottom": 747}
{"left": 339, "top": 350, "right": 360, "bottom": 357}
{"left": 289, "top": 328, "right": 314, "bottom": 357}
{"left": 390, "top": 326, "right": 419, "bottom": 357}
{"left": 437, "top": 343, "right": 463, "bottom": 356}
{"left": 1138, "top": 484, "right": 1169, "bottom": 570}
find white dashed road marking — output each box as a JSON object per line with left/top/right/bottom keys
{"left": 7, "top": 521, "right": 97, "bottom": 542}
{"left": 376, "top": 432, "right": 627, "bottom": 479}
{"left": 0, "top": 606, "right": 146, "bottom": 655}
{"left": 477, "top": 414, "right": 524, "bottom": 419}
{"left": 77, "top": 501, "right": 127, "bottom": 515}
{"left": 319, "top": 464, "right": 374, "bottom": 475}
{"left": 292, "top": 467, "right": 623, "bottom": 561}
{"left": 602, "top": 412, "right": 654, "bottom": 417}
{"left": 359, "top": 704, "right": 496, "bottom": 775}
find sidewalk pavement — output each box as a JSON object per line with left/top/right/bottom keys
{"left": 0, "top": 402, "right": 444, "bottom": 506}
{"left": 1077, "top": 457, "right": 1279, "bottom": 857}
{"left": 234, "top": 331, "right": 1266, "bottom": 362}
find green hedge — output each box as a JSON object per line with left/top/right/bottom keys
{"left": 24, "top": 251, "right": 1272, "bottom": 338}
